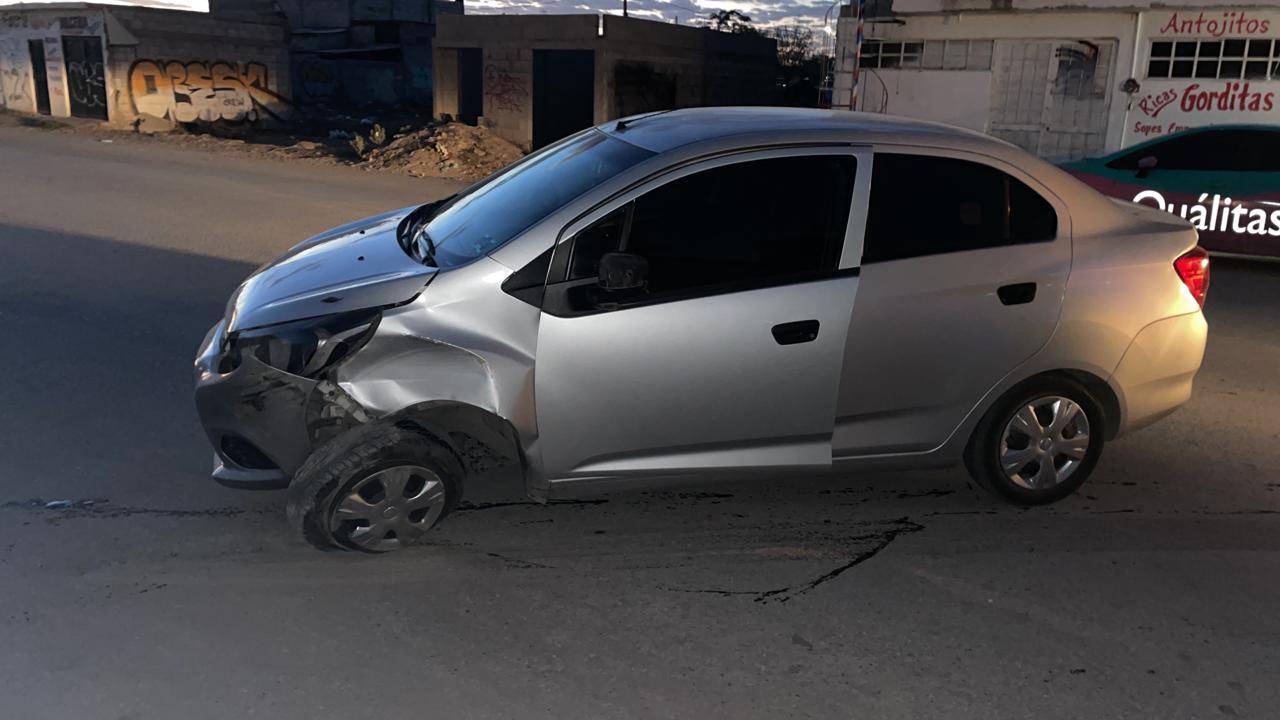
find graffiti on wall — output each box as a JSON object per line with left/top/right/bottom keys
{"left": 0, "top": 37, "right": 29, "bottom": 109}
{"left": 128, "top": 60, "right": 291, "bottom": 124}
{"left": 66, "top": 59, "right": 105, "bottom": 112}
{"left": 484, "top": 65, "right": 526, "bottom": 112}
{"left": 42, "top": 35, "right": 64, "bottom": 103}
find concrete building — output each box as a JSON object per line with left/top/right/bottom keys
{"left": 0, "top": 2, "right": 290, "bottom": 128}
{"left": 833, "top": 1, "right": 1280, "bottom": 160}
{"left": 432, "top": 14, "right": 778, "bottom": 150}
{"left": 217, "top": 0, "right": 463, "bottom": 108}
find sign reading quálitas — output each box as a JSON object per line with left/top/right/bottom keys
{"left": 1134, "top": 190, "right": 1280, "bottom": 238}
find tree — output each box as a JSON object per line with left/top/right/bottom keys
{"left": 706, "top": 9, "right": 756, "bottom": 34}
{"left": 768, "top": 25, "right": 831, "bottom": 108}
{"left": 771, "top": 25, "right": 815, "bottom": 67}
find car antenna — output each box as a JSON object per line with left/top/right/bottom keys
{"left": 615, "top": 109, "right": 674, "bottom": 131}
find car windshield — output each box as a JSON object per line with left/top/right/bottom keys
{"left": 403, "top": 129, "right": 655, "bottom": 267}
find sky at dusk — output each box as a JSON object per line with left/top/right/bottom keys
{"left": 0, "top": 0, "right": 842, "bottom": 36}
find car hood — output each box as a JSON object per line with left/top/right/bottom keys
{"left": 226, "top": 206, "right": 436, "bottom": 332}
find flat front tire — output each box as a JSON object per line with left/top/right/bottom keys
{"left": 286, "top": 423, "right": 463, "bottom": 552}
{"left": 964, "top": 376, "right": 1105, "bottom": 505}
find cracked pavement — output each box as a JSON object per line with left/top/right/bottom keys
{"left": 2, "top": 126, "right": 1279, "bottom": 719}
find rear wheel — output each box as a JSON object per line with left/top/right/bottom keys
{"left": 287, "top": 423, "right": 462, "bottom": 552}
{"left": 965, "top": 377, "right": 1105, "bottom": 505}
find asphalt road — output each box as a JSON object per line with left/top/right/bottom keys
{"left": 2, "top": 125, "right": 1278, "bottom": 720}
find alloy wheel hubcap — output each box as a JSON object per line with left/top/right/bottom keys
{"left": 999, "top": 396, "right": 1091, "bottom": 490}
{"left": 330, "top": 465, "right": 446, "bottom": 552}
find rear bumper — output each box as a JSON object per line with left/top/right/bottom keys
{"left": 1111, "top": 311, "right": 1208, "bottom": 435}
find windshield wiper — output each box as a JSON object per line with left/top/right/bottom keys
{"left": 414, "top": 226, "right": 437, "bottom": 267}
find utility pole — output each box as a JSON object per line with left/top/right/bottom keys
{"left": 623, "top": 0, "right": 628, "bottom": 17}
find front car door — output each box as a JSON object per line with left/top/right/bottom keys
{"left": 833, "top": 147, "right": 1071, "bottom": 458}
{"left": 533, "top": 147, "right": 871, "bottom": 486}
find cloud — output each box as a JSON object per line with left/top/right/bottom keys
{"left": 0, "top": 0, "right": 835, "bottom": 46}
{"left": 0, "top": 0, "right": 207, "bottom": 8}
{"left": 468, "top": 0, "right": 842, "bottom": 35}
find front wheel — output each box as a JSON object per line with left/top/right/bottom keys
{"left": 964, "top": 377, "right": 1105, "bottom": 505}
{"left": 286, "top": 423, "right": 463, "bottom": 552}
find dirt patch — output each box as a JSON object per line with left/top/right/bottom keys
{"left": 0, "top": 110, "right": 525, "bottom": 181}
{"left": 0, "top": 111, "right": 524, "bottom": 181}
{"left": 359, "top": 123, "right": 525, "bottom": 181}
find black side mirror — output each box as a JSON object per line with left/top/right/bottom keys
{"left": 598, "top": 252, "right": 648, "bottom": 292}
{"left": 1136, "top": 155, "right": 1157, "bottom": 179}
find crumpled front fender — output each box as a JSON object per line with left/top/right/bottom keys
{"left": 334, "top": 330, "right": 501, "bottom": 416}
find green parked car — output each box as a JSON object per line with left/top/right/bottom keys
{"left": 1061, "top": 125, "right": 1280, "bottom": 257}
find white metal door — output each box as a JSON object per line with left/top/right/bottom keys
{"left": 989, "top": 39, "right": 1116, "bottom": 161}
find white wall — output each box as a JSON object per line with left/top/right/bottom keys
{"left": 859, "top": 70, "right": 992, "bottom": 131}
{"left": 834, "top": 11, "right": 1138, "bottom": 153}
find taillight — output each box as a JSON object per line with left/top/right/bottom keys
{"left": 1174, "top": 246, "right": 1210, "bottom": 308}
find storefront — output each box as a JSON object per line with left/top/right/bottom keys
{"left": 832, "top": 2, "right": 1280, "bottom": 161}
{"left": 1127, "top": 8, "right": 1280, "bottom": 145}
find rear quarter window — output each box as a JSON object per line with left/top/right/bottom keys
{"left": 863, "top": 153, "right": 1057, "bottom": 263}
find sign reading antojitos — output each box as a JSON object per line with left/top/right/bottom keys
{"left": 1124, "top": 9, "right": 1280, "bottom": 144}
{"left": 1156, "top": 10, "right": 1271, "bottom": 38}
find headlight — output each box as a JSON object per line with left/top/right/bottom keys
{"left": 218, "top": 310, "right": 381, "bottom": 378}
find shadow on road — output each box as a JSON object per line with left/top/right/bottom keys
{"left": 0, "top": 223, "right": 258, "bottom": 505}
{"left": 2, "top": 223, "right": 1276, "bottom": 564}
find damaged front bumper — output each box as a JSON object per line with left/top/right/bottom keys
{"left": 194, "top": 320, "right": 313, "bottom": 488}
{"left": 193, "top": 320, "right": 368, "bottom": 489}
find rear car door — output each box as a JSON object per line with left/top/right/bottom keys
{"left": 534, "top": 147, "right": 870, "bottom": 483}
{"left": 833, "top": 149, "right": 1070, "bottom": 457}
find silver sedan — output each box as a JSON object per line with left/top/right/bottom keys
{"left": 194, "top": 108, "right": 1209, "bottom": 552}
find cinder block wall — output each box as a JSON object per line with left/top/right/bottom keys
{"left": 479, "top": 46, "right": 533, "bottom": 149}
{"left": 433, "top": 14, "right": 777, "bottom": 150}
{"left": 435, "top": 15, "right": 599, "bottom": 150}
{"left": 106, "top": 7, "right": 291, "bottom": 129}
{"left": 433, "top": 47, "right": 459, "bottom": 118}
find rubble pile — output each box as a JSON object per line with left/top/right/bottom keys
{"left": 361, "top": 123, "right": 525, "bottom": 181}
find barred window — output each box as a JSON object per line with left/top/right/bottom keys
{"left": 1147, "top": 38, "right": 1280, "bottom": 80}
{"left": 861, "top": 39, "right": 993, "bottom": 71}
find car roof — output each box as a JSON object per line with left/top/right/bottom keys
{"left": 1098, "top": 122, "right": 1280, "bottom": 159}
{"left": 599, "top": 106, "right": 1005, "bottom": 154}
{"left": 589, "top": 106, "right": 1160, "bottom": 246}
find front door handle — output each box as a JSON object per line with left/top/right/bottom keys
{"left": 772, "top": 320, "right": 820, "bottom": 345}
{"left": 997, "top": 282, "right": 1037, "bottom": 306}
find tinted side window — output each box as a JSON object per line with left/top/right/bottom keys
{"left": 626, "top": 155, "right": 855, "bottom": 295}
{"left": 569, "top": 154, "right": 856, "bottom": 295}
{"left": 1010, "top": 178, "right": 1059, "bottom": 242}
{"left": 1106, "top": 130, "right": 1278, "bottom": 171}
{"left": 568, "top": 206, "right": 628, "bottom": 280}
{"left": 863, "top": 154, "right": 1056, "bottom": 263}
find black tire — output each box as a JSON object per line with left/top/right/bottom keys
{"left": 286, "top": 422, "right": 463, "bottom": 552}
{"left": 964, "top": 375, "right": 1106, "bottom": 505}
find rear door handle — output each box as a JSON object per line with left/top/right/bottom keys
{"left": 997, "top": 282, "right": 1037, "bottom": 306}
{"left": 772, "top": 320, "right": 820, "bottom": 345}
